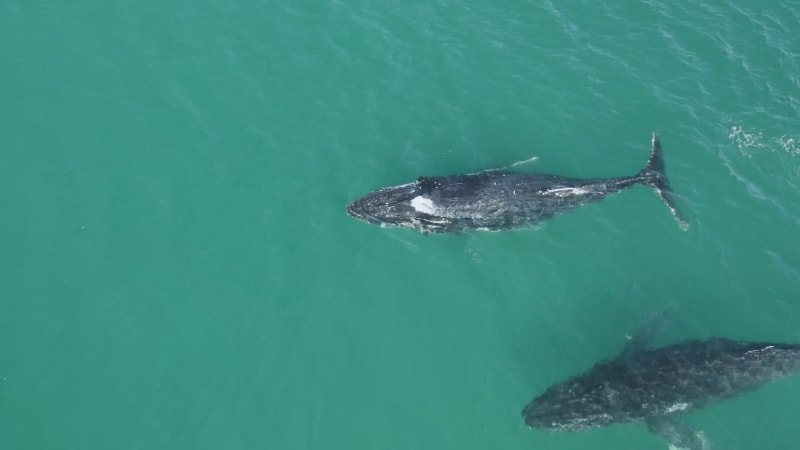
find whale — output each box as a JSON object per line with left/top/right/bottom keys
{"left": 346, "top": 133, "right": 687, "bottom": 235}
{"left": 521, "top": 334, "right": 800, "bottom": 450}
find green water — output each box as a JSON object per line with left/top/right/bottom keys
{"left": 2, "top": 1, "right": 799, "bottom": 449}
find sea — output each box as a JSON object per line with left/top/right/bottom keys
{"left": 1, "top": 1, "right": 799, "bottom": 449}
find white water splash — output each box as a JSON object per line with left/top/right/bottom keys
{"left": 667, "top": 431, "right": 711, "bottom": 450}
{"left": 729, "top": 125, "right": 800, "bottom": 160}
{"left": 506, "top": 155, "right": 539, "bottom": 168}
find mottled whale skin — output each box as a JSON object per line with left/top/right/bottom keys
{"left": 522, "top": 337, "right": 800, "bottom": 450}
{"left": 346, "top": 133, "right": 686, "bottom": 234}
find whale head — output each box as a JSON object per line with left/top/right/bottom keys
{"left": 521, "top": 378, "right": 618, "bottom": 432}
{"left": 347, "top": 181, "right": 445, "bottom": 232}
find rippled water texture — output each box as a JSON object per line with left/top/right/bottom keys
{"left": 1, "top": 1, "right": 798, "bottom": 449}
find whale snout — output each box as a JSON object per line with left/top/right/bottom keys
{"left": 347, "top": 182, "right": 423, "bottom": 227}
{"left": 521, "top": 402, "right": 549, "bottom": 429}
{"left": 346, "top": 200, "right": 386, "bottom": 226}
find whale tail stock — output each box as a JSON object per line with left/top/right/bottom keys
{"left": 637, "top": 133, "right": 689, "bottom": 230}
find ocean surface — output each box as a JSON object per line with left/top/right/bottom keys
{"left": 2, "top": 1, "right": 799, "bottom": 449}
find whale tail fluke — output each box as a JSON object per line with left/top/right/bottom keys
{"left": 637, "top": 133, "right": 689, "bottom": 230}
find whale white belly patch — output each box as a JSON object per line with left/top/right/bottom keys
{"left": 410, "top": 196, "right": 437, "bottom": 214}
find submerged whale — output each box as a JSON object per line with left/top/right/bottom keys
{"left": 346, "top": 133, "right": 687, "bottom": 234}
{"left": 522, "top": 335, "right": 800, "bottom": 450}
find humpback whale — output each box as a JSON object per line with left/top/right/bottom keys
{"left": 346, "top": 133, "right": 687, "bottom": 235}
{"left": 521, "top": 334, "right": 800, "bottom": 450}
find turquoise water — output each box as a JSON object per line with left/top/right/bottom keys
{"left": 2, "top": 1, "right": 799, "bottom": 449}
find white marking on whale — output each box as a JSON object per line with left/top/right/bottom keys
{"left": 664, "top": 403, "right": 690, "bottom": 414}
{"left": 410, "top": 196, "right": 437, "bottom": 214}
{"left": 547, "top": 187, "right": 601, "bottom": 197}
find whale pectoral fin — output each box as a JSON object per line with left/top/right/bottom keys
{"left": 620, "top": 309, "right": 672, "bottom": 358}
{"left": 646, "top": 417, "right": 710, "bottom": 450}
